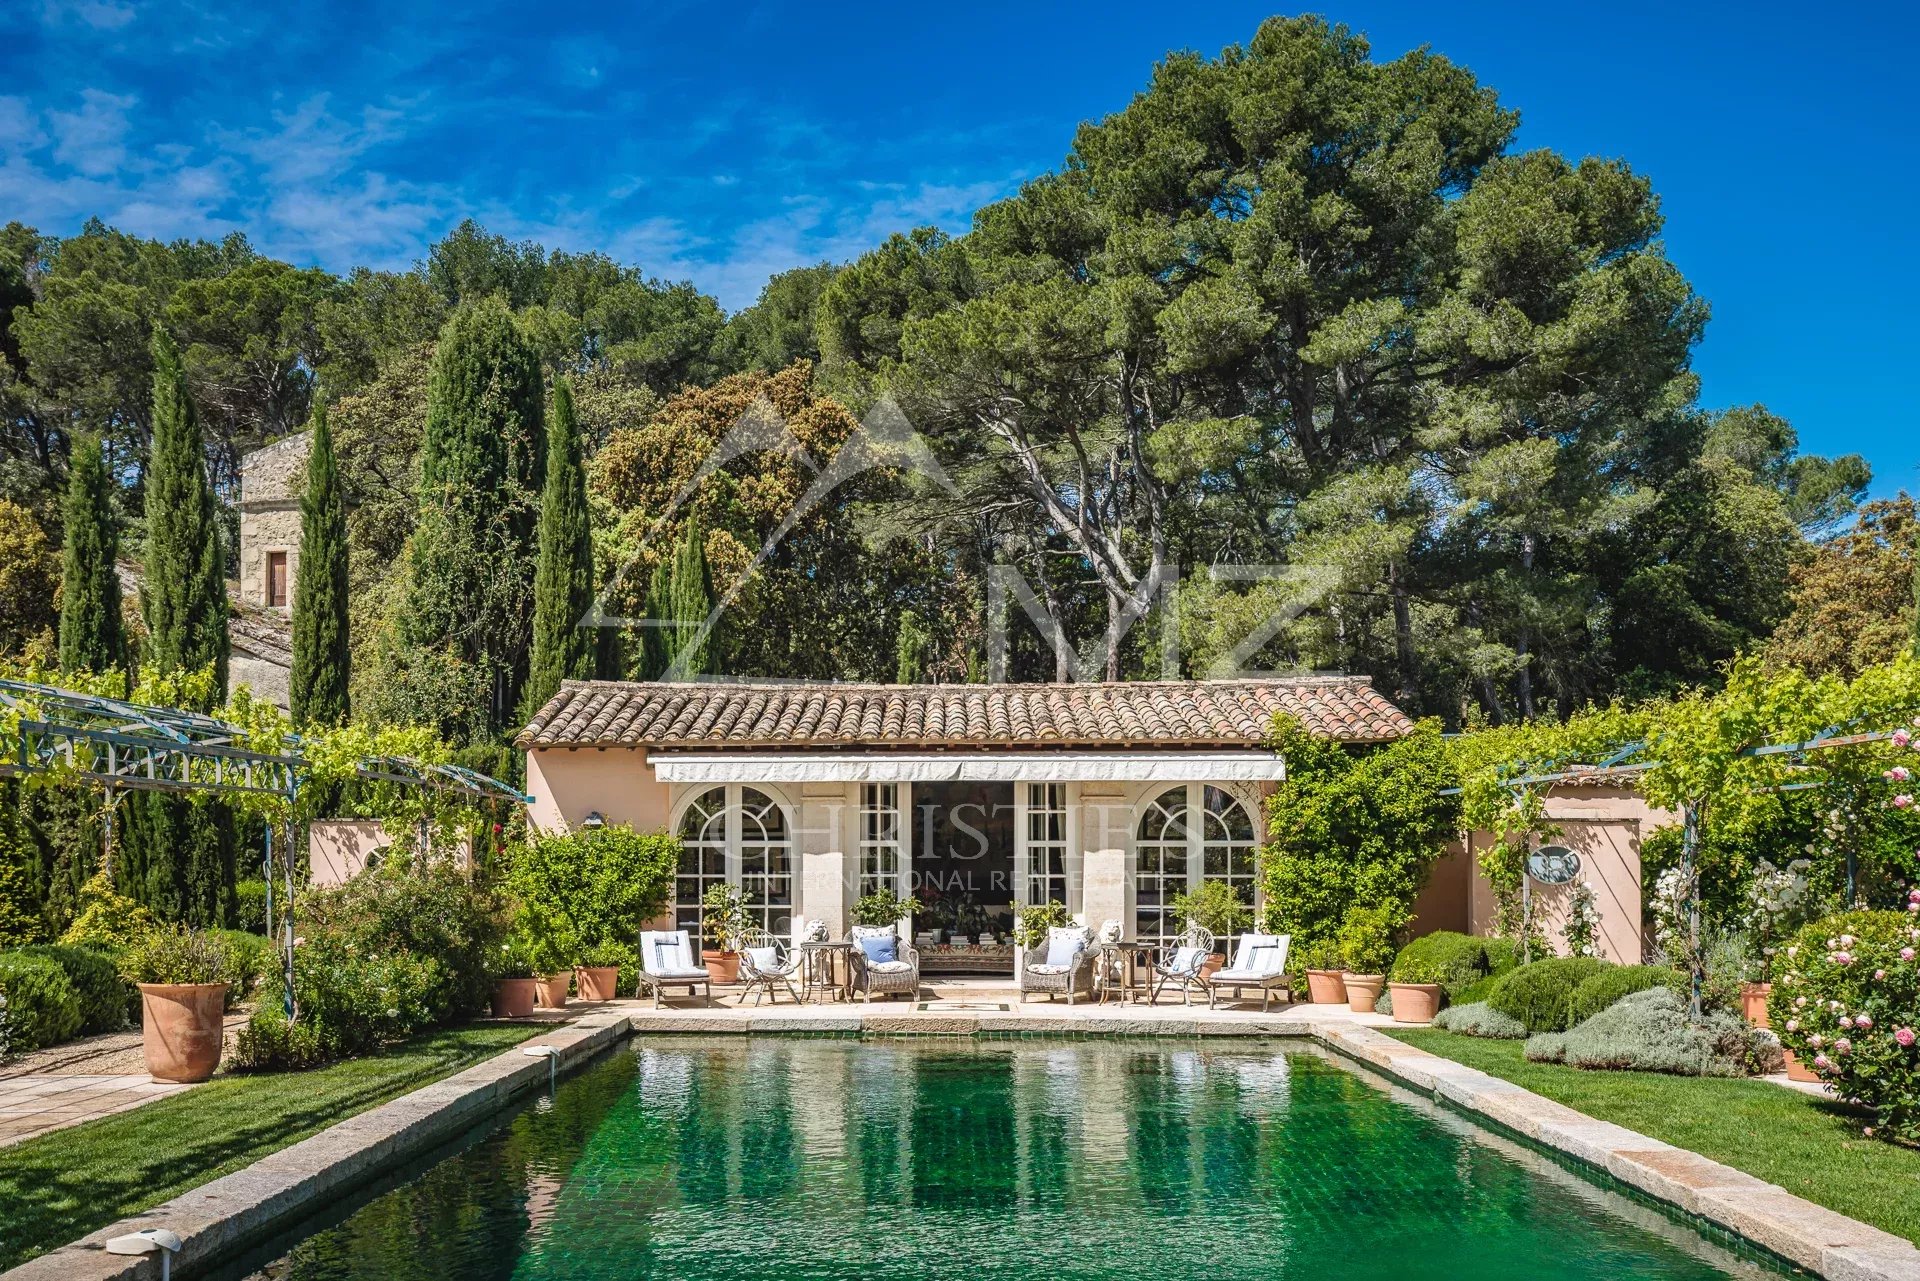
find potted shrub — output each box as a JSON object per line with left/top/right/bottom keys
{"left": 1012, "top": 899, "right": 1071, "bottom": 953}
{"left": 575, "top": 941, "right": 630, "bottom": 1002}
{"left": 1387, "top": 948, "right": 1446, "bottom": 1023}
{"left": 701, "top": 883, "right": 751, "bottom": 983}
{"left": 1170, "top": 880, "right": 1252, "bottom": 978}
{"left": 851, "top": 888, "right": 918, "bottom": 931}
{"left": 1336, "top": 904, "right": 1399, "bottom": 1013}
{"left": 1295, "top": 937, "right": 1348, "bottom": 1004}
{"left": 491, "top": 933, "right": 539, "bottom": 1017}
{"left": 119, "top": 926, "right": 231, "bottom": 1083}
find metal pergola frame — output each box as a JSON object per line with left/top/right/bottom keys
{"left": 0, "top": 678, "right": 531, "bottom": 1020}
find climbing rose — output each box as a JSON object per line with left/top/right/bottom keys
{"left": 1859, "top": 1013, "right": 1874, "bottom": 1029}
{"left": 1896, "top": 729, "right": 1913, "bottom": 747}
{"left": 1892, "top": 766, "right": 1915, "bottom": 783}
{"left": 1840, "top": 1015, "right": 1854, "bottom": 1029}
{"left": 1896, "top": 1028, "right": 1917, "bottom": 1048}
{"left": 1876, "top": 969, "right": 1888, "bottom": 980}
{"left": 1835, "top": 1038, "right": 1852, "bottom": 1054}
{"left": 1786, "top": 1019, "right": 1800, "bottom": 1032}
{"left": 1902, "top": 948, "right": 1916, "bottom": 961}
{"left": 1896, "top": 795, "right": 1915, "bottom": 809}
{"left": 1814, "top": 1054, "right": 1832, "bottom": 1070}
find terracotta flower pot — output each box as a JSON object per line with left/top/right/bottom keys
{"left": 491, "top": 977, "right": 538, "bottom": 1017}
{"left": 575, "top": 965, "right": 621, "bottom": 1002}
{"left": 1343, "top": 973, "right": 1385, "bottom": 1013}
{"left": 703, "top": 950, "right": 741, "bottom": 984}
{"left": 1389, "top": 982, "right": 1443, "bottom": 1024}
{"left": 1200, "top": 953, "right": 1226, "bottom": 980}
{"left": 534, "top": 973, "right": 571, "bottom": 1009}
{"left": 1739, "top": 981, "right": 1772, "bottom": 1029}
{"left": 1783, "top": 1050, "right": 1820, "bottom": 1083}
{"left": 1305, "top": 968, "right": 1349, "bottom": 1004}
{"left": 138, "top": 982, "right": 227, "bottom": 1083}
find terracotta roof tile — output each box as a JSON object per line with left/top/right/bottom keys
{"left": 517, "top": 678, "right": 1410, "bottom": 750}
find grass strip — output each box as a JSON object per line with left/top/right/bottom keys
{"left": 1388, "top": 1028, "right": 1920, "bottom": 1245}
{"left": 0, "top": 1022, "right": 541, "bottom": 1269}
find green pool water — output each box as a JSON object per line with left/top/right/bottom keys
{"left": 230, "top": 1038, "right": 1796, "bottom": 1281}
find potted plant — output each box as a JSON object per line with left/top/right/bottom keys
{"left": 1170, "top": 880, "right": 1253, "bottom": 978}
{"left": 1295, "top": 937, "right": 1348, "bottom": 1004}
{"left": 1336, "top": 904, "right": 1399, "bottom": 1013}
{"left": 1012, "top": 899, "right": 1070, "bottom": 952}
{"left": 1386, "top": 949, "right": 1446, "bottom": 1023}
{"left": 518, "top": 900, "right": 578, "bottom": 1008}
{"left": 119, "top": 926, "right": 231, "bottom": 1083}
{"left": 491, "top": 933, "right": 539, "bottom": 1017}
{"left": 701, "top": 883, "right": 751, "bottom": 983}
{"left": 851, "top": 888, "right": 918, "bottom": 931}
{"left": 576, "top": 941, "right": 633, "bottom": 1002}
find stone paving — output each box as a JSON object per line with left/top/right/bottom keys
{"left": 0, "top": 1074, "right": 195, "bottom": 1148}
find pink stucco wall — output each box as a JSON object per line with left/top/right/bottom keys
{"left": 525, "top": 747, "right": 672, "bottom": 835}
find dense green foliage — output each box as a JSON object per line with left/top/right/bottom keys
{"left": 18, "top": 944, "right": 129, "bottom": 1035}
{"left": 1260, "top": 718, "right": 1459, "bottom": 953}
{"left": 1568, "top": 964, "right": 1683, "bottom": 1027}
{"left": 523, "top": 378, "right": 596, "bottom": 718}
{"left": 1388, "top": 930, "right": 1498, "bottom": 999}
{"left": 1430, "top": 1000, "right": 1527, "bottom": 1039}
{"left": 290, "top": 400, "right": 351, "bottom": 726}
{"left": 505, "top": 824, "right": 678, "bottom": 968}
{"left": 1485, "top": 956, "right": 1612, "bottom": 1033}
{"left": 55, "top": 436, "right": 125, "bottom": 676}
{"left": 1526, "top": 987, "right": 1779, "bottom": 1076}
{"left": 141, "top": 328, "right": 229, "bottom": 694}
{"left": 0, "top": 950, "right": 81, "bottom": 1050}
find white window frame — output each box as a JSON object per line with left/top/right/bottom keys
{"left": 671, "top": 784, "right": 796, "bottom": 947}
{"left": 1129, "top": 782, "right": 1258, "bottom": 949}
{"left": 1012, "top": 781, "right": 1077, "bottom": 913}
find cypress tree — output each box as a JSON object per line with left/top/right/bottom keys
{"left": 403, "top": 297, "right": 545, "bottom": 735}
{"left": 290, "top": 400, "right": 351, "bottom": 727}
{"left": 57, "top": 435, "right": 126, "bottom": 676}
{"left": 895, "top": 608, "right": 932, "bottom": 683}
{"left": 637, "top": 555, "right": 672, "bottom": 680}
{"left": 142, "top": 328, "right": 229, "bottom": 698}
{"left": 522, "top": 378, "right": 594, "bottom": 718}
{"left": 664, "top": 518, "right": 716, "bottom": 678}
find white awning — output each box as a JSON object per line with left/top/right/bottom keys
{"left": 647, "top": 751, "right": 1285, "bottom": 784}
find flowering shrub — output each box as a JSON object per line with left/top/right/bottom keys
{"left": 1769, "top": 905, "right": 1920, "bottom": 1142}
{"left": 1564, "top": 882, "right": 1601, "bottom": 958}
{"left": 1743, "top": 857, "right": 1820, "bottom": 979}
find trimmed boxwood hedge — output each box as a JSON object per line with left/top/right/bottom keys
{"left": 1486, "top": 956, "right": 1612, "bottom": 1033}
{"left": 0, "top": 952, "right": 83, "bottom": 1051}
{"left": 1388, "top": 931, "right": 1513, "bottom": 1003}
{"left": 18, "top": 945, "right": 130, "bottom": 1035}
{"left": 1568, "top": 963, "right": 1682, "bottom": 1028}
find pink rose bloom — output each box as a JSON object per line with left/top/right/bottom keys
{"left": 1813, "top": 1054, "right": 1831, "bottom": 1070}
{"left": 1902, "top": 948, "right": 1916, "bottom": 961}
{"left": 1839, "top": 1015, "right": 1854, "bottom": 1029}
{"left": 1893, "top": 766, "right": 1915, "bottom": 783}
{"left": 1896, "top": 729, "right": 1913, "bottom": 747}
{"left": 1864, "top": 1127, "right": 1875, "bottom": 1138}
{"left": 1796, "top": 996, "right": 1808, "bottom": 1008}
{"left": 1834, "top": 1038, "right": 1851, "bottom": 1054}
{"left": 1857, "top": 1013, "right": 1873, "bottom": 1029}
{"left": 1910, "top": 888, "right": 1920, "bottom": 903}
{"left": 1896, "top": 795, "right": 1915, "bottom": 809}
{"left": 1896, "top": 1027, "right": 1917, "bottom": 1048}
{"left": 1838, "top": 953, "right": 1855, "bottom": 965}
{"left": 1875, "top": 970, "right": 1887, "bottom": 980}
{"left": 1785, "top": 1019, "right": 1799, "bottom": 1032}
{"left": 1841, "top": 934, "right": 1856, "bottom": 947}
{"left": 1810, "top": 1033, "right": 1825, "bottom": 1047}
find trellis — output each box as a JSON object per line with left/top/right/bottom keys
{"left": 0, "top": 678, "right": 530, "bottom": 1017}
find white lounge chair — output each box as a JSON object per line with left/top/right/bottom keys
{"left": 636, "top": 929, "right": 713, "bottom": 1008}
{"left": 1205, "top": 932, "right": 1292, "bottom": 1010}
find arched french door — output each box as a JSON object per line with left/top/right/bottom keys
{"left": 675, "top": 785, "right": 794, "bottom": 945}
{"left": 1133, "top": 784, "right": 1257, "bottom": 948}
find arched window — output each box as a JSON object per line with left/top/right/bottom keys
{"left": 1133, "top": 784, "right": 1257, "bottom": 948}
{"left": 675, "top": 786, "right": 793, "bottom": 945}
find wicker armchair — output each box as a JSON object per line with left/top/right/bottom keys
{"left": 848, "top": 925, "right": 921, "bottom": 1002}
{"left": 736, "top": 927, "right": 804, "bottom": 1006}
{"left": 1147, "top": 925, "right": 1216, "bottom": 1006}
{"left": 1019, "top": 924, "right": 1097, "bottom": 1004}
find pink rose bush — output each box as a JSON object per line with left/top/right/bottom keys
{"left": 1771, "top": 910, "right": 1920, "bottom": 1143}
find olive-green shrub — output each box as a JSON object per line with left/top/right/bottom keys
{"left": 1486, "top": 956, "right": 1611, "bottom": 1033}
{"left": 19, "top": 944, "right": 129, "bottom": 1034}
{"left": 1567, "top": 964, "right": 1681, "bottom": 1027}
{"left": 1527, "top": 988, "right": 1780, "bottom": 1076}
{"left": 1388, "top": 931, "right": 1494, "bottom": 1000}
{"left": 0, "top": 951, "right": 82, "bottom": 1050}
{"left": 1432, "top": 1000, "right": 1527, "bottom": 1039}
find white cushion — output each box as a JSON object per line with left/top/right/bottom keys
{"left": 746, "top": 946, "right": 779, "bottom": 973}
{"left": 870, "top": 959, "right": 914, "bottom": 974}
{"left": 642, "top": 931, "right": 697, "bottom": 974}
{"left": 1026, "top": 963, "right": 1071, "bottom": 975}
{"left": 1044, "top": 926, "right": 1088, "bottom": 968}
{"left": 1165, "top": 945, "right": 1205, "bottom": 974}
{"left": 649, "top": 967, "right": 708, "bottom": 980}
{"left": 1212, "top": 969, "right": 1279, "bottom": 983}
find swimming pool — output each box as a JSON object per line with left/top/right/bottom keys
{"left": 225, "top": 1037, "right": 1795, "bottom": 1280}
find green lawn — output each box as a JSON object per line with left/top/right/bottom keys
{"left": 0, "top": 1022, "right": 542, "bottom": 1270}
{"left": 1389, "top": 1029, "right": 1920, "bottom": 1246}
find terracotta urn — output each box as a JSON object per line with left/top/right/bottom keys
{"left": 1739, "top": 981, "right": 1772, "bottom": 1029}
{"left": 534, "top": 973, "right": 571, "bottom": 1009}
{"left": 1200, "top": 953, "right": 1226, "bottom": 980}
{"left": 702, "top": 950, "right": 741, "bottom": 984}
{"left": 1388, "top": 982, "right": 1443, "bottom": 1024}
{"left": 138, "top": 982, "right": 227, "bottom": 1083}
{"left": 575, "top": 965, "right": 621, "bottom": 1002}
{"left": 491, "top": 978, "right": 538, "bottom": 1018}
{"left": 1343, "top": 973, "right": 1385, "bottom": 1013}
{"left": 1783, "top": 1050, "right": 1820, "bottom": 1083}
{"left": 1305, "top": 968, "right": 1349, "bottom": 1004}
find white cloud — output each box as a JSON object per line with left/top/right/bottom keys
{"left": 39, "top": 0, "right": 135, "bottom": 30}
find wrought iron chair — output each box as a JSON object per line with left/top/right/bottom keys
{"left": 848, "top": 925, "right": 921, "bottom": 1002}
{"left": 736, "top": 927, "right": 805, "bottom": 1005}
{"left": 635, "top": 929, "right": 713, "bottom": 1008}
{"left": 1147, "top": 925, "right": 1217, "bottom": 1006}
{"left": 1019, "top": 923, "right": 1097, "bottom": 1004}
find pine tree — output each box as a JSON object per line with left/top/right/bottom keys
{"left": 403, "top": 298, "right": 546, "bottom": 735}
{"left": 664, "top": 518, "right": 716, "bottom": 678}
{"left": 522, "top": 378, "right": 595, "bottom": 718}
{"left": 57, "top": 435, "right": 127, "bottom": 676}
{"left": 142, "top": 328, "right": 229, "bottom": 698}
{"left": 290, "top": 400, "right": 351, "bottom": 726}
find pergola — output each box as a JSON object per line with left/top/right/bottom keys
{"left": 0, "top": 677, "right": 530, "bottom": 1016}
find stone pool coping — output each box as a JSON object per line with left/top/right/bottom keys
{"left": 10, "top": 1007, "right": 1918, "bottom": 1281}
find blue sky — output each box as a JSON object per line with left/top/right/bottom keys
{"left": 1, "top": 1, "right": 1915, "bottom": 494}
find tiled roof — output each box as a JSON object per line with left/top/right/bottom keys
{"left": 516, "top": 678, "right": 1410, "bottom": 750}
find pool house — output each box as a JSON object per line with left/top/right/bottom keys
{"left": 517, "top": 678, "right": 1412, "bottom": 971}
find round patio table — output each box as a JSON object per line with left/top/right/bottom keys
{"left": 797, "top": 940, "right": 854, "bottom": 1003}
